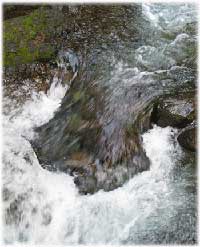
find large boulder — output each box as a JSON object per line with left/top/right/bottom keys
{"left": 32, "top": 5, "right": 155, "bottom": 194}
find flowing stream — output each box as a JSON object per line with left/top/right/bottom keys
{"left": 2, "top": 3, "right": 197, "bottom": 245}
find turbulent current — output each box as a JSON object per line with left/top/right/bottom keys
{"left": 2, "top": 3, "right": 197, "bottom": 245}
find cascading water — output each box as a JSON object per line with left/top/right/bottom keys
{"left": 2, "top": 3, "right": 197, "bottom": 245}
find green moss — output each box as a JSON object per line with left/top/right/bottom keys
{"left": 67, "top": 114, "right": 82, "bottom": 131}
{"left": 161, "top": 31, "right": 176, "bottom": 41}
{"left": 3, "top": 7, "right": 54, "bottom": 67}
{"left": 184, "top": 44, "right": 196, "bottom": 58}
{"left": 187, "top": 110, "right": 195, "bottom": 121}
{"left": 126, "top": 123, "right": 138, "bottom": 137}
{"left": 73, "top": 91, "right": 84, "bottom": 102}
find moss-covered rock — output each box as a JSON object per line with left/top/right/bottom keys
{"left": 3, "top": 7, "right": 55, "bottom": 67}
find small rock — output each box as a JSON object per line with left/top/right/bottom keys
{"left": 74, "top": 175, "right": 97, "bottom": 194}
{"left": 177, "top": 124, "right": 196, "bottom": 152}
{"left": 152, "top": 96, "right": 195, "bottom": 128}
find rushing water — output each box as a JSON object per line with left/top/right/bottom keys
{"left": 2, "top": 3, "right": 197, "bottom": 245}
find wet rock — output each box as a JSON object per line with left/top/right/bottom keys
{"left": 32, "top": 5, "right": 153, "bottom": 194}
{"left": 56, "top": 49, "right": 80, "bottom": 85}
{"left": 33, "top": 76, "right": 157, "bottom": 194}
{"left": 3, "top": 63, "right": 54, "bottom": 109}
{"left": 57, "top": 49, "right": 79, "bottom": 73}
{"left": 177, "top": 123, "right": 196, "bottom": 152}
{"left": 151, "top": 93, "right": 195, "bottom": 128}
{"left": 74, "top": 175, "right": 97, "bottom": 194}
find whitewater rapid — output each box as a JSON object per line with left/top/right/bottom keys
{"left": 3, "top": 74, "right": 196, "bottom": 244}
{"left": 2, "top": 3, "right": 197, "bottom": 245}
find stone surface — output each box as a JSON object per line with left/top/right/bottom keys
{"left": 177, "top": 123, "right": 196, "bottom": 152}
{"left": 151, "top": 92, "right": 195, "bottom": 128}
